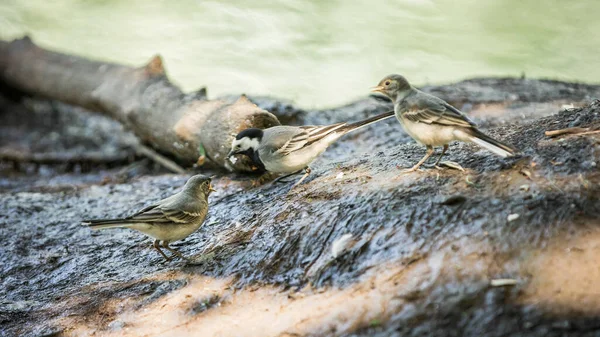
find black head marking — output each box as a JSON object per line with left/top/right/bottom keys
{"left": 236, "top": 128, "right": 264, "bottom": 141}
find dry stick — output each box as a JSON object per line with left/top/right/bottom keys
{"left": 545, "top": 127, "right": 591, "bottom": 137}
{"left": 545, "top": 123, "right": 600, "bottom": 138}
{"left": 132, "top": 143, "right": 186, "bottom": 174}
{"left": 570, "top": 130, "right": 600, "bottom": 137}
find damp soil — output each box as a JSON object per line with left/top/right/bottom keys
{"left": 1, "top": 78, "right": 600, "bottom": 337}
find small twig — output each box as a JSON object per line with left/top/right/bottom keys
{"left": 571, "top": 130, "right": 600, "bottom": 136}
{"left": 132, "top": 144, "right": 186, "bottom": 174}
{"left": 545, "top": 127, "right": 600, "bottom": 137}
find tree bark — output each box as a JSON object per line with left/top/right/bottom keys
{"left": 0, "top": 36, "right": 280, "bottom": 172}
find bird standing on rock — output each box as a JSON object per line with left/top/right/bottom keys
{"left": 83, "top": 175, "right": 216, "bottom": 261}
{"left": 227, "top": 111, "right": 395, "bottom": 186}
{"left": 372, "top": 74, "right": 516, "bottom": 172}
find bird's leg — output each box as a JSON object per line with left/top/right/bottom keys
{"left": 292, "top": 167, "right": 312, "bottom": 188}
{"left": 401, "top": 146, "right": 435, "bottom": 173}
{"left": 162, "top": 241, "right": 186, "bottom": 260}
{"left": 433, "top": 144, "right": 449, "bottom": 167}
{"left": 272, "top": 170, "right": 304, "bottom": 184}
{"left": 153, "top": 239, "right": 171, "bottom": 261}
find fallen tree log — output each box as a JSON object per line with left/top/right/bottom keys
{"left": 0, "top": 36, "right": 280, "bottom": 172}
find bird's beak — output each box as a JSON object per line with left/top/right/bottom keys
{"left": 209, "top": 183, "right": 217, "bottom": 193}
{"left": 227, "top": 150, "right": 236, "bottom": 158}
{"left": 371, "top": 85, "right": 385, "bottom": 93}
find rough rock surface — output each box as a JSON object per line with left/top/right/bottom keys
{"left": 1, "top": 78, "right": 600, "bottom": 337}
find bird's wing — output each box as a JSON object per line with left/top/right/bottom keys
{"left": 274, "top": 123, "right": 347, "bottom": 156}
{"left": 130, "top": 204, "right": 159, "bottom": 217}
{"left": 127, "top": 195, "right": 206, "bottom": 224}
{"left": 400, "top": 92, "right": 476, "bottom": 128}
{"left": 273, "top": 129, "right": 310, "bottom": 156}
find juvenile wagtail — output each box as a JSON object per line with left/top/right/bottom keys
{"left": 83, "top": 175, "right": 216, "bottom": 261}
{"left": 372, "top": 74, "right": 516, "bottom": 172}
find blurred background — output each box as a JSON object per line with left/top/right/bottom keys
{"left": 1, "top": 0, "right": 599, "bottom": 108}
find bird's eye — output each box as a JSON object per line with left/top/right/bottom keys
{"left": 384, "top": 81, "right": 391, "bottom": 86}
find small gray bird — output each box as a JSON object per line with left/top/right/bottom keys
{"left": 83, "top": 175, "right": 216, "bottom": 261}
{"left": 372, "top": 74, "right": 516, "bottom": 172}
{"left": 227, "top": 111, "right": 395, "bottom": 186}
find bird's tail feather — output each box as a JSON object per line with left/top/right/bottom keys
{"left": 83, "top": 218, "right": 132, "bottom": 230}
{"left": 340, "top": 110, "right": 395, "bottom": 133}
{"left": 466, "top": 129, "right": 516, "bottom": 158}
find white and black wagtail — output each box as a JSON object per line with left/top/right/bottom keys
{"left": 227, "top": 111, "right": 395, "bottom": 185}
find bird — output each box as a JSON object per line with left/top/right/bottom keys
{"left": 227, "top": 110, "right": 395, "bottom": 186}
{"left": 371, "top": 74, "right": 516, "bottom": 172}
{"left": 82, "top": 174, "right": 216, "bottom": 261}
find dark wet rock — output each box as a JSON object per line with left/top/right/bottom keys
{"left": 1, "top": 80, "right": 600, "bottom": 336}
{"left": 421, "top": 77, "right": 600, "bottom": 104}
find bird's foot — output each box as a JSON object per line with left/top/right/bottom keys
{"left": 170, "top": 251, "right": 186, "bottom": 260}
{"left": 152, "top": 245, "right": 172, "bottom": 262}
{"left": 271, "top": 170, "right": 303, "bottom": 185}
{"left": 290, "top": 179, "right": 305, "bottom": 189}
{"left": 398, "top": 167, "right": 424, "bottom": 174}
{"left": 163, "top": 244, "right": 187, "bottom": 260}
{"left": 392, "top": 167, "right": 423, "bottom": 180}
{"left": 290, "top": 169, "right": 311, "bottom": 189}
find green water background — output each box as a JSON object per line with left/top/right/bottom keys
{"left": 1, "top": 0, "right": 599, "bottom": 108}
